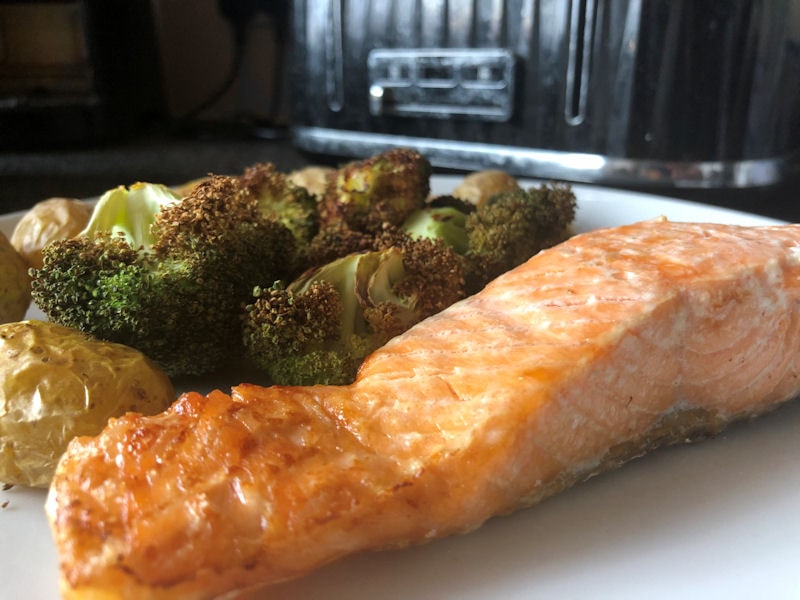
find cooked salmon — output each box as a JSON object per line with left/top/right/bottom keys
{"left": 47, "top": 219, "right": 800, "bottom": 599}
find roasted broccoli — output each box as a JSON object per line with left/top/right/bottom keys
{"left": 401, "top": 195, "right": 473, "bottom": 254}
{"left": 304, "top": 223, "right": 378, "bottom": 267}
{"left": 320, "top": 148, "right": 432, "bottom": 233}
{"left": 239, "top": 162, "right": 320, "bottom": 247}
{"left": 241, "top": 228, "right": 465, "bottom": 385}
{"left": 404, "top": 183, "right": 576, "bottom": 294}
{"left": 465, "top": 184, "right": 576, "bottom": 288}
{"left": 31, "top": 178, "right": 297, "bottom": 376}
{"left": 30, "top": 149, "right": 576, "bottom": 385}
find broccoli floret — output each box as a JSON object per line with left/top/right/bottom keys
{"left": 368, "top": 227, "right": 466, "bottom": 330}
{"left": 241, "top": 228, "right": 465, "bottom": 386}
{"left": 402, "top": 203, "right": 471, "bottom": 254}
{"left": 320, "top": 148, "right": 431, "bottom": 233}
{"left": 33, "top": 233, "right": 148, "bottom": 341}
{"left": 79, "top": 181, "right": 179, "bottom": 247}
{"left": 403, "top": 183, "right": 576, "bottom": 294}
{"left": 239, "top": 162, "right": 320, "bottom": 247}
{"left": 152, "top": 175, "right": 298, "bottom": 291}
{"left": 464, "top": 183, "right": 576, "bottom": 291}
{"left": 31, "top": 177, "right": 297, "bottom": 377}
{"left": 304, "top": 223, "right": 377, "bottom": 268}
{"left": 241, "top": 277, "right": 370, "bottom": 386}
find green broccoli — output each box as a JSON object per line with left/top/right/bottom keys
{"left": 241, "top": 228, "right": 465, "bottom": 386}
{"left": 29, "top": 150, "right": 575, "bottom": 385}
{"left": 31, "top": 177, "right": 297, "bottom": 377}
{"left": 239, "top": 162, "right": 320, "bottom": 247}
{"left": 403, "top": 183, "right": 576, "bottom": 294}
{"left": 401, "top": 195, "right": 473, "bottom": 254}
{"left": 304, "top": 223, "right": 378, "bottom": 267}
{"left": 464, "top": 184, "right": 576, "bottom": 288}
{"left": 320, "top": 148, "right": 432, "bottom": 234}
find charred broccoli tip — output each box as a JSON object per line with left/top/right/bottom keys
{"left": 464, "top": 183, "right": 576, "bottom": 290}
{"left": 320, "top": 148, "right": 432, "bottom": 233}
{"left": 240, "top": 162, "right": 320, "bottom": 246}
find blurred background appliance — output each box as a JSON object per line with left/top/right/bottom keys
{"left": 0, "top": 0, "right": 163, "bottom": 149}
{"left": 289, "top": 0, "right": 800, "bottom": 189}
{"left": 152, "top": 0, "right": 289, "bottom": 138}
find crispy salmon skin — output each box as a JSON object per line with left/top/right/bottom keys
{"left": 47, "top": 219, "right": 800, "bottom": 599}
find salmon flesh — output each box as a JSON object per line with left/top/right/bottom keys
{"left": 47, "top": 219, "right": 800, "bottom": 599}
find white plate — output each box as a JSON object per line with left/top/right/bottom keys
{"left": 2, "top": 178, "right": 798, "bottom": 600}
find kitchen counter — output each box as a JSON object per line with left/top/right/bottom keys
{"left": 0, "top": 128, "right": 312, "bottom": 214}
{"left": 2, "top": 128, "right": 799, "bottom": 222}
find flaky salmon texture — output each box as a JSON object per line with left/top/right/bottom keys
{"left": 47, "top": 218, "right": 800, "bottom": 599}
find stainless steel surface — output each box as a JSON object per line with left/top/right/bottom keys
{"left": 290, "top": 0, "right": 800, "bottom": 189}
{"left": 367, "top": 48, "right": 515, "bottom": 121}
{"left": 3, "top": 132, "right": 799, "bottom": 224}
{"left": 293, "top": 125, "right": 792, "bottom": 188}
{"left": 323, "top": 0, "right": 344, "bottom": 113}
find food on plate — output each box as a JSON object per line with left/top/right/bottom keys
{"left": 242, "top": 172, "right": 575, "bottom": 384}
{"left": 320, "top": 147, "right": 431, "bottom": 233}
{"left": 29, "top": 149, "right": 575, "bottom": 383}
{"left": 171, "top": 176, "right": 211, "bottom": 198}
{"left": 0, "top": 320, "right": 174, "bottom": 488}
{"left": 403, "top": 183, "right": 576, "bottom": 294}
{"left": 287, "top": 165, "right": 334, "bottom": 197}
{"left": 242, "top": 227, "right": 465, "bottom": 385}
{"left": 239, "top": 161, "right": 320, "bottom": 246}
{"left": 30, "top": 179, "right": 298, "bottom": 376}
{"left": 402, "top": 193, "right": 473, "bottom": 254}
{"left": 0, "top": 231, "right": 31, "bottom": 323}
{"left": 46, "top": 219, "right": 800, "bottom": 599}
{"left": 451, "top": 169, "right": 520, "bottom": 206}
{"left": 9, "top": 197, "right": 92, "bottom": 270}
{"left": 79, "top": 181, "right": 178, "bottom": 243}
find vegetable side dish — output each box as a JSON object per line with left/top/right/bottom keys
{"left": 10, "top": 197, "right": 92, "bottom": 270}
{"left": 30, "top": 148, "right": 576, "bottom": 385}
{"left": 0, "top": 320, "right": 175, "bottom": 487}
{"left": 0, "top": 230, "right": 31, "bottom": 323}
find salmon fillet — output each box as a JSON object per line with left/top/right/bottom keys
{"left": 47, "top": 219, "right": 800, "bottom": 599}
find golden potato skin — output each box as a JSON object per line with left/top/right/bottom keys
{"left": 288, "top": 165, "right": 335, "bottom": 197}
{"left": 10, "top": 197, "right": 92, "bottom": 270}
{"left": 0, "top": 320, "right": 176, "bottom": 487}
{"left": 0, "top": 231, "right": 31, "bottom": 323}
{"left": 451, "top": 170, "right": 521, "bottom": 206}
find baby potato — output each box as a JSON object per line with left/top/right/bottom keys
{"left": 288, "top": 165, "right": 335, "bottom": 197}
{"left": 452, "top": 170, "right": 521, "bottom": 206}
{"left": 10, "top": 197, "right": 92, "bottom": 270}
{"left": 0, "top": 231, "right": 31, "bottom": 323}
{"left": 0, "top": 320, "right": 175, "bottom": 487}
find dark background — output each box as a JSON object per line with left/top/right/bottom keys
{"left": 1, "top": 0, "right": 798, "bottom": 221}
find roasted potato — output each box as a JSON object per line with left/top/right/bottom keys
{"left": 0, "top": 231, "right": 31, "bottom": 323}
{"left": 10, "top": 197, "right": 92, "bottom": 270}
{"left": 288, "top": 165, "right": 335, "bottom": 197}
{"left": 0, "top": 320, "right": 176, "bottom": 487}
{"left": 451, "top": 170, "right": 521, "bottom": 206}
